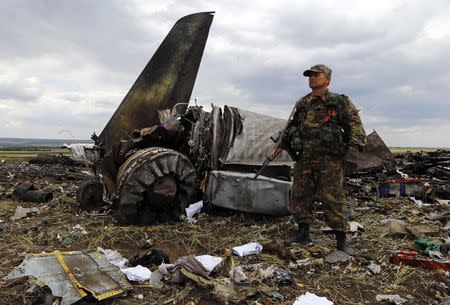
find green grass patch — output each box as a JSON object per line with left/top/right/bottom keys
{"left": 0, "top": 148, "right": 71, "bottom": 161}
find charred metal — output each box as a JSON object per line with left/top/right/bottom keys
{"left": 76, "top": 12, "right": 391, "bottom": 225}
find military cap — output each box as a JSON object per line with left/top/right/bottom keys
{"left": 303, "top": 64, "right": 332, "bottom": 77}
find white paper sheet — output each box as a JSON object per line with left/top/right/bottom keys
{"left": 232, "top": 242, "right": 263, "bottom": 257}
{"left": 195, "top": 254, "right": 223, "bottom": 274}
{"left": 293, "top": 292, "right": 334, "bottom": 305}
{"left": 121, "top": 265, "right": 152, "bottom": 282}
{"left": 97, "top": 247, "right": 129, "bottom": 269}
{"left": 185, "top": 200, "right": 203, "bottom": 219}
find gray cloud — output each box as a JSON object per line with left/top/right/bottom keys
{"left": 0, "top": 76, "right": 43, "bottom": 101}
{"left": 0, "top": 0, "right": 449, "bottom": 146}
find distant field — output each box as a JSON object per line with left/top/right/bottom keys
{"left": 0, "top": 137, "right": 93, "bottom": 148}
{"left": 1, "top": 146, "right": 448, "bottom": 162}
{"left": 0, "top": 137, "right": 93, "bottom": 161}
{"left": 388, "top": 147, "right": 448, "bottom": 153}
{"left": 0, "top": 147, "right": 71, "bottom": 161}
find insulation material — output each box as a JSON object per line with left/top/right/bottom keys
{"left": 64, "top": 143, "right": 95, "bottom": 160}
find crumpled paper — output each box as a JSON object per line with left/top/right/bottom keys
{"left": 375, "top": 294, "right": 407, "bottom": 304}
{"left": 195, "top": 254, "right": 222, "bottom": 274}
{"left": 121, "top": 265, "right": 152, "bottom": 282}
{"left": 232, "top": 242, "right": 263, "bottom": 257}
{"left": 185, "top": 200, "right": 203, "bottom": 220}
{"left": 293, "top": 292, "right": 334, "bottom": 305}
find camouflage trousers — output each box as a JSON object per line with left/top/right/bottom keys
{"left": 290, "top": 155, "right": 348, "bottom": 231}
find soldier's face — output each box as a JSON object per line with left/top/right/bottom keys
{"left": 308, "top": 72, "right": 330, "bottom": 90}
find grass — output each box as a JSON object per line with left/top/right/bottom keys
{"left": 0, "top": 164, "right": 446, "bottom": 305}
{"left": 389, "top": 147, "right": 448, "bottom": 154}
{"left": 2, "top": 146, "right": 447, "bottom": 162}
{"left": 0, "top": 148, "right": 71, "bottom": 161}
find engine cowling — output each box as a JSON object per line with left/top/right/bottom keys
{"left": 116, "top": 147, "right": 196, "bottom": 224}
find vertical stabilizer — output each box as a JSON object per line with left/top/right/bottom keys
{"left": 99, "top": 12, "right": 214, "bottom": 152}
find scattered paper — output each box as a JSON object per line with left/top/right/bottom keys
{"left": 410, "top": 197, "right": 424, "bottom": 205}
{"left": 396, "top": 169, "right": 409, "bottom": 179}
{"left": 293, "top": 292, "right": 334, "bottom": 305}
{"left": 98, "top": 247, "right": 129, "bottom": 269}
{"left": 368, "top": 261, "right": 381, "bottom": 274}
{"left": 375, "top": 294, "right": 407, "bottom": 305}
{"left": 195, "top": 254, "right": 222, "bottom": 274}
{"left": 349, "top": 221, "right": 365, "bottom": 232}
{"left": 121, "top": 265, "right": 152, "bottom": 282}
{"left": 185, "top": 200, "right": 203, "bottom": 220}
{"left": 232, "top": 242, "right": 263, "bottom": 257}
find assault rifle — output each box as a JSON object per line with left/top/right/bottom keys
{"left": 253, "top": 105, "right": 300, "bottom": 180}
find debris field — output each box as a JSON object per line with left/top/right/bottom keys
{"left": 1, "top": 150, "right": 450, "bottom": 304}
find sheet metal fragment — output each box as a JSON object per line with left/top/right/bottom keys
{"left": 4, "top": 251, "right": 132, "bottom": 305}
{"left": 205, "top": 170, "right": 291, "bottom": 216}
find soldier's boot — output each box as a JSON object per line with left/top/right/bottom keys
{"left": 284, "top": 223, "right": 312, "bottom": 245}
{"left": 335, "top": 231, "right": 355, "bottom": 256}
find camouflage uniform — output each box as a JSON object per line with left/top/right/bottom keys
{"left": 285, "top": 91, "right": 366, "bottom": 231}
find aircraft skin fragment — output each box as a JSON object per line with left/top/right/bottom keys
{"left": 204, "top": 170, "right": 292, "bottom": 216}
{"left": 4, "top": 251, "right": 131, "bottom": 305}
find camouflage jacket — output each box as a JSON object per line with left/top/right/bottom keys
{"left": 285, "top": 91, "right": 366, "bottom": 159}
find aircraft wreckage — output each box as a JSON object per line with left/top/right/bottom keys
{"left": 77, "top": 12, "right": 390, "bottom": 225}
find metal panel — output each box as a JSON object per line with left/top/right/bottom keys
{"left": 204, "top": 170, "right": 291, "bottom": 216}
{"left": 219, "top": 108, "right": 293, "bottom": 166}
{"left": 345, "top": 130, "right": 394, "bottom": 173}
{"left": 4, "top": 251, "right": 131, "bottom": 305}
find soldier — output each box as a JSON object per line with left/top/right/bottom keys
{"left": 283, "top": 64, "right": 366, "bottom": 256}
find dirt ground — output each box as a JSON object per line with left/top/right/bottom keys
{"left": 0, "top": 161, "right": 449, "bottom": 305}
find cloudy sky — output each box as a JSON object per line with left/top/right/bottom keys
{"left": 1, "top": 0, "right": 449, "bottom": 147}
